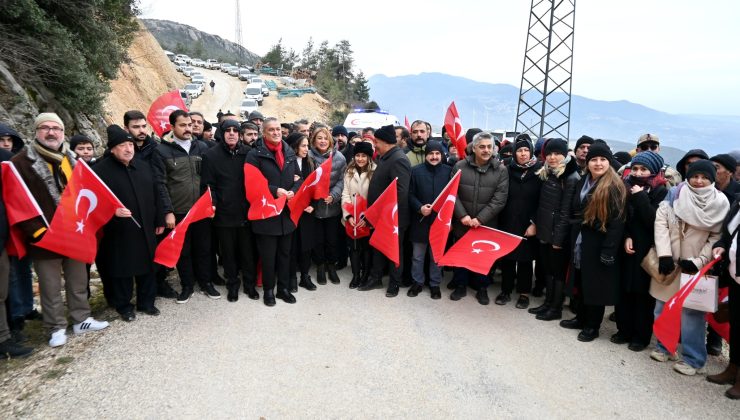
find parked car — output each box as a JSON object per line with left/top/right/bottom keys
{"left": 182, "top": 66, "right": 195, "bottom": 77}
{"left": 175, "top": 54, "right": 191, "bottom": 64}
{"left": 191, "top": 77, "right": 207, "bottom": 90}
{"left": 183, "top": 84, "right": 202, "bottom": 98}
{"left": 238, "top": 69, "right": 252, "bottom": 81}
{"left": 243, "top": 83, "right": 264, "bottom": 105}
{"left": 206, "top": 59, "right": 220, "bottom": 69}
{"left": 239, "top": 99, "right": 259, "bottom": 118}
{"left": 251, "top": 77, "right": 264, "bottom": 86}
{"left": 228, "top": 67, "right": 240, "bottom": 77}
{"left": 260, "top": 83, "right": 270, "bottom": 97}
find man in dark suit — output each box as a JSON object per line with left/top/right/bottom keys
{"left": 358, "top": 124, "right": 411, "bottom": 297}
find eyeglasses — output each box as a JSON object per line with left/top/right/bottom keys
{"left": 639, "top": 142, "right": 659, "bottom": 151}
{"left": 37, "top": 126, "right": 64, "bottom": 133}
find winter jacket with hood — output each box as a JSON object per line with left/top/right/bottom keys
{"left": 200, "top": 140, "right": 250, "bottom": 227}
{"left": 451, "top": 154, "right": 509, "bottom": 238}
{"left": 0, "top": 123, "right": 25, "bottom": 154}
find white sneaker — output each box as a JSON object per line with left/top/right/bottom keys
{"left": 49, "top": 329, "right": 68, "bottom": 348}
{"left": 673, "top": 360, "right": 706, "bottom": 376}
{"left": 650, "top": 349, "right": 679, "bottom": 362}
{"left": 72, "top": 317, "right": 109, "bottom": 335}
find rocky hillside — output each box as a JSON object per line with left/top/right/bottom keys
{"left": 142, "top": 19, "right": 260, "bottom": 65}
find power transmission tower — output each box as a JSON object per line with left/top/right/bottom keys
{"left": 234, "top": 0, "right": 244, "bottom": 64}
{"left": 515, "top": 0, "right": 576, "bottom": 141}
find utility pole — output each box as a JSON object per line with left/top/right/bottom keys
{"left": 235, "top": 0, "right": 244, "bottom": 64}
{"left": 515, "top": 0, "right": 576, "bottom": 141}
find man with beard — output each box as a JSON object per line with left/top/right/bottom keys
{"left": 395, "top": 126, "right": 410, "bottom": 151}
{"left": 94, "top": 125, "right": 164, "bottom": 321}
{"left": 332, "top": 125, "right": 352, "bottom": 159}
{"left": 247, "top": 111, "right": 264, "bottom": 131}
{"left": 240, "top": 122, "right": 260, "bottom": 147}
{"left": 294, "top": 119, "right": 311, "bottom": 137}
{"left": 406, "top": 120, "right": 431, "bottom": 166}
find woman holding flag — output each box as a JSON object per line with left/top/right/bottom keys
{"left": 287, "top": 132, "right": 318, "bottom": 292}
{"left": 341, "top": 141, "right": 375, "bottom": 289}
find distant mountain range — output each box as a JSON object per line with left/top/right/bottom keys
{"left": 141, "top": 19, "right": 260, "bottom": 66}
{"left": 368, "top": 72, "right": 740, "bottom": 162}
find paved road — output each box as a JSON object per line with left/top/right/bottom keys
{"left": 190, "top": 68, "right": 246, "bottom": 120}
{"left": 6, "top": 268, "right": 737, "bottom": 418}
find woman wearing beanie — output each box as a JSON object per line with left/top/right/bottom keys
{"left": 529, "top": 138, "right": 581, "bottom": 320}
{"left": 341, "top": 141, "right": 376, "bottom": 288}
{"left": 308, "top": 127, "right": 347, "bottom": 285}
{"left": 497, "top": 137, "right": 542, "bottom": 308}
{"left": 650, "top": 159, "right": 729, "bottom": 375}
{"left": 613, "top": 151, "right": 668, "bottom": 351}
{"left": 287, "top": 132, "right": 319, "bottom": 291}
{"left": 561, "top": 142, "right": 626, "bottom": 342}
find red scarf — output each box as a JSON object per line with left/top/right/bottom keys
{"left": 265, "top": 140, "right": 284, "bottom": 170}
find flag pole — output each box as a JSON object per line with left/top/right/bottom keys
{"left": 420, "top": 169, "right": 461, "bottom": 222}
{"left": 477, "top": 225, "right": 526, "bottom": 240}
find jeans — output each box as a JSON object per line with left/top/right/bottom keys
{"left": 654, "top": 299, "right": 707, "bottom": 369}
{"left": 8, "top": 256, "right": 34, "bottom": 319}
{"left": 411, "top": 242, "right": 442, "bottom": 287}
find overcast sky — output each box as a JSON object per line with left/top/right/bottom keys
{"left": 138, "top": 0, "right": 740, "bottom": 116}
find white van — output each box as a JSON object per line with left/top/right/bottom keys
{"left": 244, "top": 83, "right": 263, "bottom": 105}
{"left": 343, "top": 109, "right": 400, "bottom": 132}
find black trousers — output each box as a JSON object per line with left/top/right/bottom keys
{"left": 216, "top": 225, "right": 256, "bottom": 291}
{"left": 290, "top": 231, "right": 312, "bottom": 277}
{"left": 370, "top": 228, "right": 405, "bottom": 286}
{"left": 312, "top": 215, "right": 341, "bottom": 265}
{"left": 256, "top": 233, "right": 292, "bottom": 291}
{"left": 580, "top": 303, "right": 606, "bottom": 330}
{"left": 730, "top": 280, "right": 740, "bottom": 364}
{"left": 175, "top": 216, "right": 212, "bottom": 289}
{"left": 102, "top": 272, "right": 156, "bottom": 314}
{"left": 615, "top": 291, "right": 655, "bottom": 346}
{"left": 500, "top": 259, "right": 533, "bottom": 294}
{"left": 534, "top": 250, "right": 546, "bottom": 290}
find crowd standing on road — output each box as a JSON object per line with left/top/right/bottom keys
{"left": 1, "top": 109, "right": 740, "bottom": 400}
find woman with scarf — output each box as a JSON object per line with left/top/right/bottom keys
{"left": 650, "top": 160, "right": 729, "bottom": 375}
{"left": 561, "top": 142, "right": 626, "bottom": 342}
{"left": 341, "top": 141, "right": 376, "bottom": 289}
{"left": 613, "top": 151, "right": 668, "bottom": 351}
{"left": 497, "top": 136, "right": 542, "bottom": 308}
{"left": 287, "top": 132, "right": 318, "bottom": 291}
{"left": 529, "top": 138, "right": 581, "bottom": 320}
{"left": 308, "top": 127, "right": 347, "bottom": 285}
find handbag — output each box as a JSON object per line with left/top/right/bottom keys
{"left": 679, "top": 272, "right": 719, "bottom": 313}
{"left": 641, "top": 247, "right": 680, "bottom": 285}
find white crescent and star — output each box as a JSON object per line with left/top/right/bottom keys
{"left": 303, "top": 167, "right": 323, "bottom": 191}
{"left": 436, "top": 195, "right": 456, "bottom": 227}
{"left": 471, "top": 239, "right": 501, "bottom": 254}
{"left": 74, "top": 189, "right": 98, "bottom": 233}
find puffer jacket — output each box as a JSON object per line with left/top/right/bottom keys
{"left": 451, "top": 154, "right": 509, "bottom": 237}
{"left": 309, "top": 148, "right": 347, "bottom": 219}
{"left": 406, "top": 144, "right": 426, "bottom": 167}
{"left": 536, "top": 157, "right": 580, "bottom": 247}
{"left": 152, "top": 134, "right": 210, "bottom": 214}
{"left": 341, "top": 162, "right": 376, "bottom": 221}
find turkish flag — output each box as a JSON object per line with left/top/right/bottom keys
{"left": 147, "top": 90, "right": 188, "bottom": 137}
{"left": 364, "top": 178, "right": 399, "bottom": 267}
{"left": 35, "top": 160, "right": 124, "bottom": 263}
{"left": 429, "top": 170, "right": 461, "bottom": 263}
{"left": 154, "top": 188, "right": 215, "bottom": 268}
{"left": 438, "top": 227, "right": 523, "bottom": 275}
{"left": 1, "top": 162, "right": 49, "bottom": 257}
{"left": 342, "top": 194, "right": 370, "bottom": 239}
{"left": 444, "top": 101, "right": 467, "bottom": 158}
{"left": 706, "top": 287, "right": 730, "bottom": 343}
{"left": 243, "top": 163, "right": 287, "bottom": 221}
{"left": 404, "top": 115, "right": 411, "bottom": 131}
{"left": 287, "top": 153, "right": 332, "bottom": 226}
{"left": 654, "top": 257, "right": 722, "bottom": 354}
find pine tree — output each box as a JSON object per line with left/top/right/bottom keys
{"left": 353, "top": 71, "right": 370, "bottom": 103}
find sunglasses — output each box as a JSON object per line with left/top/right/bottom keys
{"left": 639, "top": 142, "right": 659, "bottom": 151}
{"left": 224, "top": 128, "right": 239, "bottom": 133}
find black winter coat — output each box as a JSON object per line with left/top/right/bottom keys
{"left": 408, "top": 161, "right": 453, "bottom": 243}
{"left": 367, "top": 146, "right": 411, "bottom": 229}
{"left": 568, "top": 176, "right": 625, "bottom": 306}
{"left": 245, "top": 140, "right": 299, "bottom": 236}
{"left": 134, "top": 135, "right": 158, "bottom": 163}
{"left": 622, "top": 182, "right": 668, "bottom": 293}
{"left": 500, "top": 161, "right": 542, "bottom": 261}
{"left": 295, "top": 157, "right": 319, "bottom": 251}
{"left": 451, "top": 155, "right": 509, "bottom": 238}
{"left": 94, "top": 156, "right": 163, "bottom": 277}
{"left": 536, "top": 157, "right": 580, "bottom": 247}
{"left": 200, "top": 141, "right": 250, "bottom": 227}
{"left": 152, "top": 137, "right": 210, "bottom": 214}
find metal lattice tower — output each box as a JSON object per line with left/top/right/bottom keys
{"left": 234, "top": 0, "right": 244, "bottom": 63}
{"left": 515, "top": 0, "right": 576, "bottom": 140}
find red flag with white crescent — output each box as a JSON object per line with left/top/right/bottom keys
{"left": 444, "top": 101, "right": 467, "bottom": 158}
{"left": 429, "top": 170, "right": 461, "bottom": 263}
{"left": 154, "top": 188, "right": 215, "bottom": 268}
{"left": 654, "top": 257, "right": 721, "bottom": 354}
{"left": 147, "top": 90, "right": 188, "bottom": 137}
{"left": 243, "top": 163, "right": 287, "bottom": 220}
{"left": 1, "top": 161, "right": 49, "bottom": 257}
{"left": 364, "top": 178, "right": 399, "bottom": 267}
{"left": 706, "top": 286, "right": 730, "bottom": 343}
{"left": 35, "top": 160, "right": 124, "bottom": 263}
{"left": 342, "top": 194, "right": 370, "bottom": 239}
{"left": 287, "top": 153, "right": 332, "bottom": 226}
{"left": 438, "top": 226, "right": 522, "bottom": 274}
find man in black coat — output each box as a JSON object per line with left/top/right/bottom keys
{"left": 358, "top": 124, "right": 412, "bottom": 297}
{"left": 407, "top": 141, "right": 452, "bottom": 300}
{"left": 94, "top": 125, "right": 164, "bottom": 321}
{"left": 245, "top": 117, "right": 300, "bottom": 307}
{"left": 201, "top": 119, "right": 258, "bottom": 303}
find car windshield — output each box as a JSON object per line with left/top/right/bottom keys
{"left": 185, "top": 84, "right": 198, "bottom": 89}
{"left": 246, "top": 88, "right": 261, "bottom": 95}
{"left": 241, "top": 100, "right": 256, "bottom": 107}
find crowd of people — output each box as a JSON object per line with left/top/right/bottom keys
{"left": 0, "top": 109, "right": 739, "bottom": 399}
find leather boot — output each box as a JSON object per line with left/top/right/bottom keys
{"left": 316, "top": 264, "right": 327, "bottom": 285}
{"left": 327, "top": 263, "right": 340, "bottom": 284}
{"left": 358, "top": 276, "right": 383, "bottom": 291}
{"left": 537, "top": 280, "right": 563, "bottom": 321}
{"left": 529, "top": 276, "right": 554, "bottom": 315}
{"left": 726, "top": 369, "right": 740, "bottom": 399}
{"left": 299, "top": 273, "right": 317, "bottom": 291}
{"left": 289, "top": 275, "right": 298, "bottom": 293}
{"left": 708, "top": 363, "right": 737, "bottom": 385}
{"left": 349, "top": 251, "right": 361, "bottom": 289}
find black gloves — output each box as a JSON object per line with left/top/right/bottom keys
{"left": 600, "top": 253, "right": 615, "bottom": 266}
{"left": 658, "top": 256, "right": 675, "bottom": 275}
{"left": 679, "top": 259, "right": 699, "bottom": 274}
